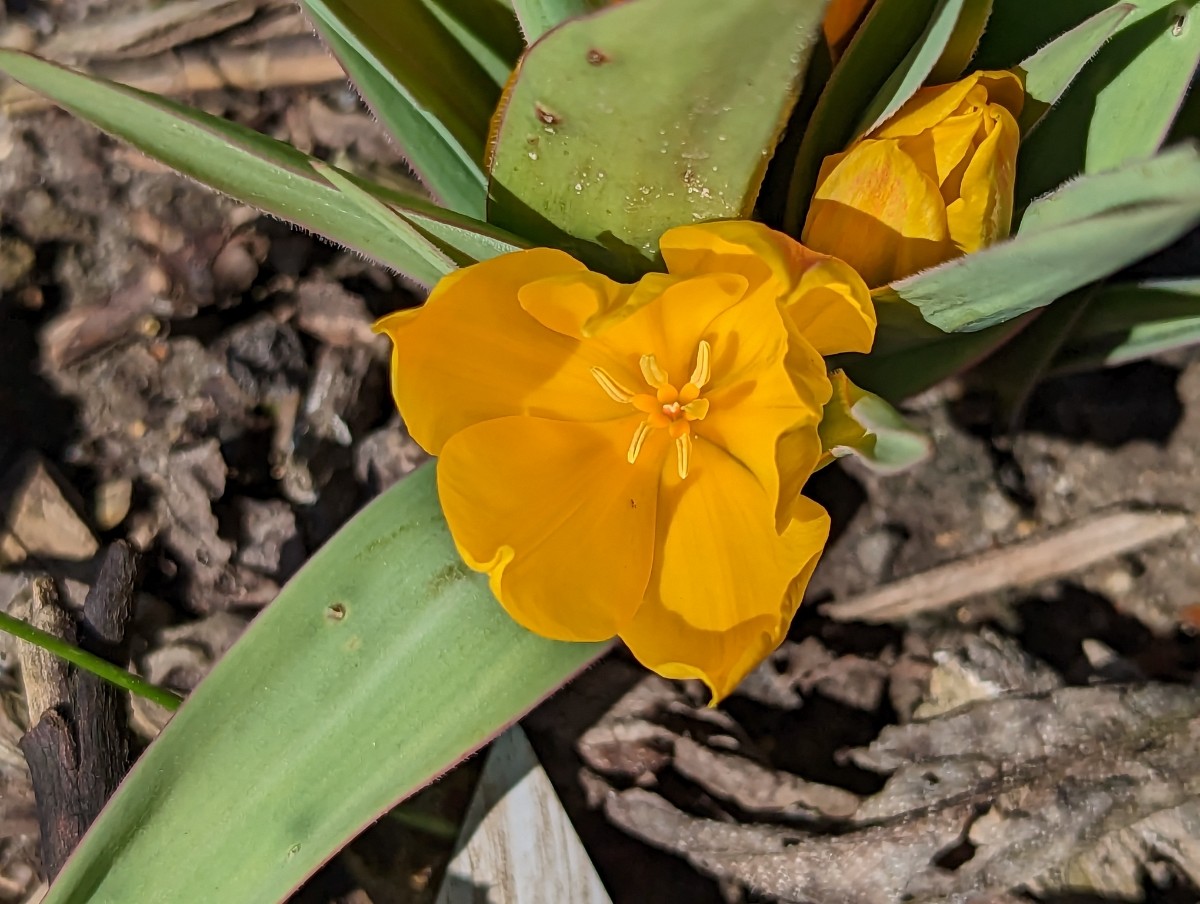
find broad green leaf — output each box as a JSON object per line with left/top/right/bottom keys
{"left": 1015, "top": 3, "right": 1134, "bottom": 134}
{"left": 818, "top": 371, "right": 932, "bottom": 473}
{"left": 928, "top": 0, "right": 993, "bottom": 83}
{"left": 1016, "top": 0, "right": 1200, "bottom": 207}
{"left": 422, "top": 0, "right": 524, "bottom": 85}
{"left": 845, "top": 319, "right": 1028, "bottom": 402}
{"left": 1054, "top": 278, "right": 1200, "bottom": 370}
{"left": 783, "top": 0, "right": 940, "bottom": 235}
{"left": 1018, "top": 143, "right": 1200, "bottom": 235}
{"left": 857, "top": 0, "right": 968, "bottom": 134}
{"left": 488, "top": 0, "right": 828, "bottom": 278}
{"left": 302, "top": 0, "right": 498, "bottom": 216}
{"left": 43, "top": 465, "right": 604, "bottom": 904}
{"left": 883, "top": 197, "right": 1200, "bottom": 332}
{"left": 0, "top": 51, "right": 522, "bottom": 286}
{"left": 513, "top": 0, "right": 606, "bottom": 41}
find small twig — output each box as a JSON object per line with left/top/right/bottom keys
{"left": 822, "top": 509, "right": 1192, "bottom": 623}
{"left": 0, "top": 607, "right": 180, "bottom": 712}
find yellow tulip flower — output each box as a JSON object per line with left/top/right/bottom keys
{"left": 377, "top": 222, "right": 875, "bottom": 701}
{"left": 803, "top": 70, "right": 1024, "bottom": 288}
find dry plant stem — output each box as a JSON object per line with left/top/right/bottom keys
{"left": 823, "top": 509, "right": 1191, "bottom": 622}
{"left": 1, "top": 36, "right": 346, "bottom": 115}
{"left": 16, "top": 565, "right": 135, "bottom": 878}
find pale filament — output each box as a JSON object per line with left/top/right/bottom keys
{"left": 591, "top": 340, "right": 713, "bottom": 480}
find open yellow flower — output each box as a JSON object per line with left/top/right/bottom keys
{"left": 377, "top": 221, "right": 874, "bottom": 701}
{"left": 803, "top": 70, "right": 1024, "bottom": 288}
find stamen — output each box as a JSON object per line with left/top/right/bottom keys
{"left": 689, "top": 340, "right": 711, "bottom": 388}
{"left": 675, "top": 434, "right": 692, "bottom": 479}
{"left": 682, "top": 398, "right": 710, "bottom": 420}
{"left": 591, "top": 366, "right": 634, "bottom": 403}
{"left": 640, "top": 354, "right": 669, "bottom": 388}
{"left": 627, "top": 421, "right": 652, "bottom": 464}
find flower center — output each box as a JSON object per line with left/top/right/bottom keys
{"left": 591, "top": 340, "right": 712, "bottom": 479}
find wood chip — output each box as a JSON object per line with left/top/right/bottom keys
{"left": 823, "top": 509, "right": 1191, "bottom": 623}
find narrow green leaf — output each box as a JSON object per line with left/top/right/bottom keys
{"left": 43, "top": 465, "right": 604, "bottom": 904}
{"left": 819, "top": 371, "right": 932, "bottom": 473}
{"left": 421, "top": 0, "right": 524, "bottom": 85}
{"left": 928, "top": 0, "right": 993, "bottom": 84}
{"left": 972, "top": 0, "right": 1114, "bottom": 69}
{"left": 1016, "top": 0, "right": 1200, "bottom": 207}
{"left": 966, "top": 289, "right": 1096, "bottom": 431}
{"left": 1015, "top": 3, "right": 1134, "bottom": 134}
{"left": 844, "top": 319, "right": 1028, "bottom": 403}
{"left": 783, "top": 0, "right": 940, "bottom": 235}
{"left": 488, "top": 0, "right": 828, "bottom": 278}
{"left": 1018, "top": 143, "right": 1200, "bottom": 235}
{"left": 884, "top": 197, "right": 1200, "bottom": 332}
{"left": 0, "top": 50, "right": 522, "bottom": 285}
{"left": 301, "top": 0, "right": 497, "bottom": 216}
{"left": 512, "top": 0, "right": 606, "bottom": 41}
{"left": 857, "top": 0, "right": 968, "bottom": 134}
{"left": 312, "top": 162, "right": 459, "bottom": 272}
{"left": 1054, "top": 278, "right": 1200, "bottom": 370}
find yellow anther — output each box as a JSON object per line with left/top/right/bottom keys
{"left": 675, "top": 434, "right": 692, "bottom": 479}
{"left": 591, "top": 366, "right": 634, "bottom": 403}
{"left": 627, "top": 421, "right": 652, "bottom": 464}
{"left": 640, "top": 354, "right": 669, "bottom": 388}
{"left": 689, "top": 340, "right": 711, "bottom": 389}
{"left": 682, "top": 398, "right": 709, "bottom": 421}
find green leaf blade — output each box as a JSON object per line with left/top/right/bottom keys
{"left": 488, "top": 0, "right": 828, "bottom": 277}
{"left": 1016, "top": 3, "right": 1134, "bottom": 134}
{"left": 302, "top": 0, "right": 497, "bottom": 216}
{"left": 1016, "top": 0, "right": 1200, "bottom": 207}
{"left": 1018, "top": 143, "right": 1200, "bottom": 235}
{"left": 512, "top": 0, "right": 606, "bottom": 42}
{"left": 43, "top": 465, "right": 603, "bottom": 904}
{"left": 857, "top": 0, "right": 968, "bottom": 134}
{"left": 887, "top": 197, "right": 1200, "bottom": 333}
{"left": 1055, "top": 277, "right": 1200, "bottom": 370}
{"left": 0, "top": 50, "right": 522, "bottom": 285}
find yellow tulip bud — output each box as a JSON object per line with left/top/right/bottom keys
{"left": 802, "top": 71, "right": 1024, "bottom": 288}
{"left": 823, "top": 0, "right": 874, "bottom": 61}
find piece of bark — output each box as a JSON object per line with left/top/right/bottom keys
{"left": 604, "top": 684, "right": 1200, "bottom": 903}
{"left": 16, "top": 553, "right": 136, "bottom": 879}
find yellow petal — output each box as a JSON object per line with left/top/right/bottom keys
{"left": 823, "top": 0, "right": 874, "bottom": 59}
{"left": 620, "top": 452, "right": 830, "bottom": 702}
{"left": 872, "top": 70, "right": 1023, "bottom": 140}
{"left": 775, "top": 423, "right": 824, "bottom": 530}
{"left": 945, "top": 104, "right": 1020, "bottom": 253}
{"left": 438, "top": 415, "right": 658, "bottom": 642}
{"left": 659, "top": 221, "right": 876, "bottom": 355}
{"left": 592, "top": 272, "right": 749, "bottom": 384}
{"left": 896, "top": 111, "right": 981, "bottom": 192}
{"left": 803, "top": 139, "right": 953, "bottom": 287}
{"left": 375, "top": 249, "right": 621, "bottom": 455}
{"left": 784, "top": 258, "right": 876, "bottom": 356}
{"left": 698, "top": 290, "right": 828, "bottom": 505}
